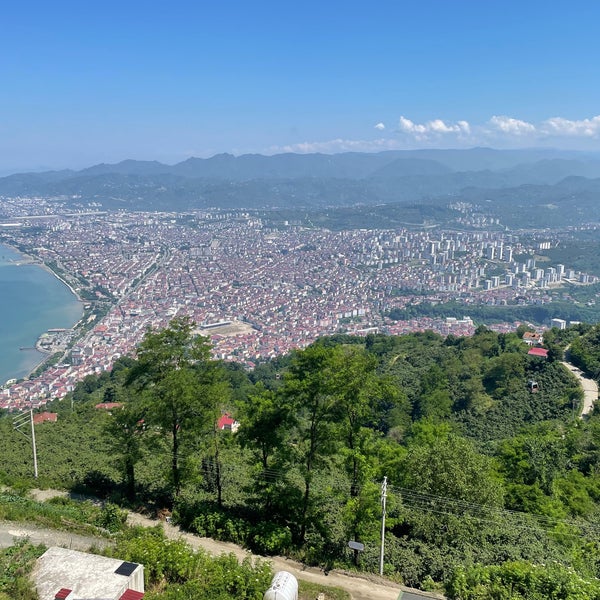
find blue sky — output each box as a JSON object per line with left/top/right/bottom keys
{"left": 2, "top": 0, "right": 600, "bottom": 171}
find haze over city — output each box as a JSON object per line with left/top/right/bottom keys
{"left": 3, "top": 0, "right": 600, "bottom": 174}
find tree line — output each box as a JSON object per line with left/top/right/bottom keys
{"left": 3, "top": 319, "right": 600, "bottom": 598}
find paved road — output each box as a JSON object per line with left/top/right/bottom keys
{"left": 561, "top": 361, "right": 598, "bottom": 417}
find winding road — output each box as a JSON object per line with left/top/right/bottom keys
{"left": 561, "top": 356, "right": 598, "bottom": 418}
{"left": 0, "top": 489, "right": 444, "bottom": 600}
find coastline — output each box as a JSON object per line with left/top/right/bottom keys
{"left": 2, "top": 242, "right": 84, "bottom": 303}
{"left": 0, "top": 242, "right": 83, "bottom": 383}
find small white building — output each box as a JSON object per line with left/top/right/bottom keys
{"left": 34, "top": 547, "right": 144, "bottom": 600}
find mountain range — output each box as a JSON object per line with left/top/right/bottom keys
{"left": 2, "top": 148, "right": 600, "bottom": 227}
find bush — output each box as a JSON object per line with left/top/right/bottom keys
{"left": 96, "top": 502, "right": 127, "bottom": 533}
{"left": 447, "top": 561, "right": 600, "bottom": 599}
{"left": 247, "top": 521, "right": 292, "bottom": 555}
{"left": 190, "top": 510, "right": 249, "bottom": 545}
{"left": 112, "top": 527, "right": 273, "bottom": 597}
{"left": 0, "top": 541, "right": 46, "bottom": 600}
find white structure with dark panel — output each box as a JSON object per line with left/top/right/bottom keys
{"left": 33, "top": 547, "right": 144, "bottom": 600}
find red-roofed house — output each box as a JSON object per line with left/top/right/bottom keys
{"left": 217, "top": 413, "right": 239, "bottom": 432}
{"left": 528, "top": 347, "right": 548, "bottom": 358}
{"left": 95, "top": 402, "right": 124, "bottom": 410}
{"left": 33, "top": 412, "right": 58, "bottom": 424}
{"left": 522, "top": 331, "right": 544, "bottom": 346}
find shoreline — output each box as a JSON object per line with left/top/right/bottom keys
{"left": 3, "top": 242, "right": 84, "bottom": 304}
{"left": 0, "top": 242, "right": 84, "bottom": 383}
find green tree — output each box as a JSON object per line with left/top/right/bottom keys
{"left": 194, "top": 362, "right": 233, "bottom": 507}
{"left": 127, "top": 317, "right": 216, "bottom": 497}
{"left": 328, "top": 345, "right": 378, "bottom": 496}
{"left": 497, "top": 425, "right": 569, "bottom": 495}
{"left": 104, "top": 396, "right": 147, "bottom": 501}
{"left": 283, "top": 344, "right": 340, "bottom": 544}
{"left": 238, "top": 384, "right": 290, "bottom": 471}
{"left": 401, "top": 429, "right": 504, "bottom": 507}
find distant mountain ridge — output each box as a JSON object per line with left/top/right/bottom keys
{"left": 2, "top": 148, "right": 600, "bottom": 224}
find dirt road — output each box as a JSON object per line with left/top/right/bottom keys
{"left": 561, "top": 361, "right": 598, "bottom": 417}
{"left": 126, "top": 511, "right": 418, "bottom": 600}
{"left": 0, "top": 522, "right": 111, "bottom": 552}
{"left": 11, "top": 488, "right": 442, "bottom": 600}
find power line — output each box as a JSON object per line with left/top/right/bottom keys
{"left": 197, "top": 456, "right": 600, "bottom": 539}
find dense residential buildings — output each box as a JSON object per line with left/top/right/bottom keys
{"left": 0, "top": 198, "right": 597, "bottom": 411}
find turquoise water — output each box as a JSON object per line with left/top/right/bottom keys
{"left": 0, "top": 244, "right": 83, "bottom": 384}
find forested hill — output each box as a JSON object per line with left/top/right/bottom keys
{"left": 3, "top": 149, "right": 600, "bottom": 228}
{"left": 3, "top": 320, "right": 600, "bottom": 598}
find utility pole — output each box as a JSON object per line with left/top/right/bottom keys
{"left": 379, "top": 475, "right": 387, "bottom": 576}
{"left": 30, "top": 409, "right": 38, "bottom": 479}
{"left": 13, "top": 408, "right": 38, "bottom": 479}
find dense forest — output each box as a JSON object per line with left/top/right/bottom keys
{"left": 3, "top": 318, "right": 600, "bottom": 598}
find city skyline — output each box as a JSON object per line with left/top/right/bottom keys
{"left": 3, "top": 0, "right": 600, "bottom": 173}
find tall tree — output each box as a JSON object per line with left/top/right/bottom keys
{"left": 127, "top": 316, "right": 215, "bottom": 497}
{"left": 328, "top": 345, "right": 378, "bottom": 496}
{"left": 283, "top": 344, "right": 339, "bottom": 544}
{"left": 104, "top": 394, "right": 146, "bottom": 501}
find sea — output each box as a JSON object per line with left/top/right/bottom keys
{"left": 0, "top": 244, "right": 83, "bottom": 384}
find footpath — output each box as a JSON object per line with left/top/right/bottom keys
{"left": 561, "top": 359, "right": 598, "bottom": 417}
{"left": 2, "top": 488, "right": 444, "bottom": 600}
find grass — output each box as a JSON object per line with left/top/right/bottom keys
{"left": 0, "top": 540, "right": 46, "bottom": 600}
{"left": 298, "top": 580, "right": 351, "bottom": 600}
{"left": 0, "top": 491, "right": 119, "bottom": 537}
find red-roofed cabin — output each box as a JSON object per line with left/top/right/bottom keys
{"left": 33, "top": 412, "right": 58, "bottom": 424}
{"left": 54, "top": 588, "right": 72, "bottom": 600}
{"left": 95, "top": 402, "right": 124, "bottom": 410}
{"left": 528, "top": 347, "right": 549, "bottom": 358}
{"left": 217, "top": 413, "right": 239, "bottom": 433}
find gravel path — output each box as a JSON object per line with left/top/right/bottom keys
{"left": 561, "top": 361, "right": 599, "bottom": 417}
{"left": 0, "top": 521, "right": 111, "bottom": 552}
{"left": 126, "top": 511, "right": 411, "bottom": 600}
{"left": 16, "top": 488, "right": 443, "bottom": 600}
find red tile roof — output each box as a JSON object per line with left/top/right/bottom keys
{"left": 119, "top": 590, "right": 144, "bottom": 600}
{"left": 95, "top": 402, "right": 124, "bottom": 410}
{"left": 33, "top": 411, "right": 58, "bottom": 424}
{"left": 528, "top": 347, "right": 549, "bottom": 358}
{"left": 217, "top": 413, "right": 237, "bottom": 429}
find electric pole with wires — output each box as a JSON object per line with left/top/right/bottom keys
{"left": 13, "top": 408, "right": 38, "bottom": 479}
{"left": 379, "top": 475, "right": 387, "bottom": 576}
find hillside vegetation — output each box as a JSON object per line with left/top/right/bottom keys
{"left": 3, "top": 319, "right": 600, "bottom": 598}
{"left": 4, "top": 149, "right": 600, "bottom": 228}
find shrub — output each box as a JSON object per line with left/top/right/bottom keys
{"left": 247, "top": 521, "right": 292, "bottom": 555}
{"left": 96, "top": 502, "right": 127, "bottom": 533}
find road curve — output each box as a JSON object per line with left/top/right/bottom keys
{"left": 127, "top": 512, "right": 435, "bottom": 600}
{"left": 561, "top": 361, "right": 598, "bottom": 418}
{"left": 15, "top": 492, "right": 442, "bottom": 600}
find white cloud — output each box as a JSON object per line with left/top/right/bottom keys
{"left": 489, "top": 115, "right": 536, "bottom": 135}
{"left": 398, "top": 116, "right": 427, "bottom": 135}
{"left": 267, "top": 137, "right": 404, "bottom": 155}
{"left": 397, "top": 116, "right": 471, "bottom": 139}
{"left": 266, "top": 113, "right": 600, "bottom": 157}
{"left": 541, "top": 116, "right": 600, "bottom": 137}
{"left": 457, "top": 120, "right": 471, "bottom": 134}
